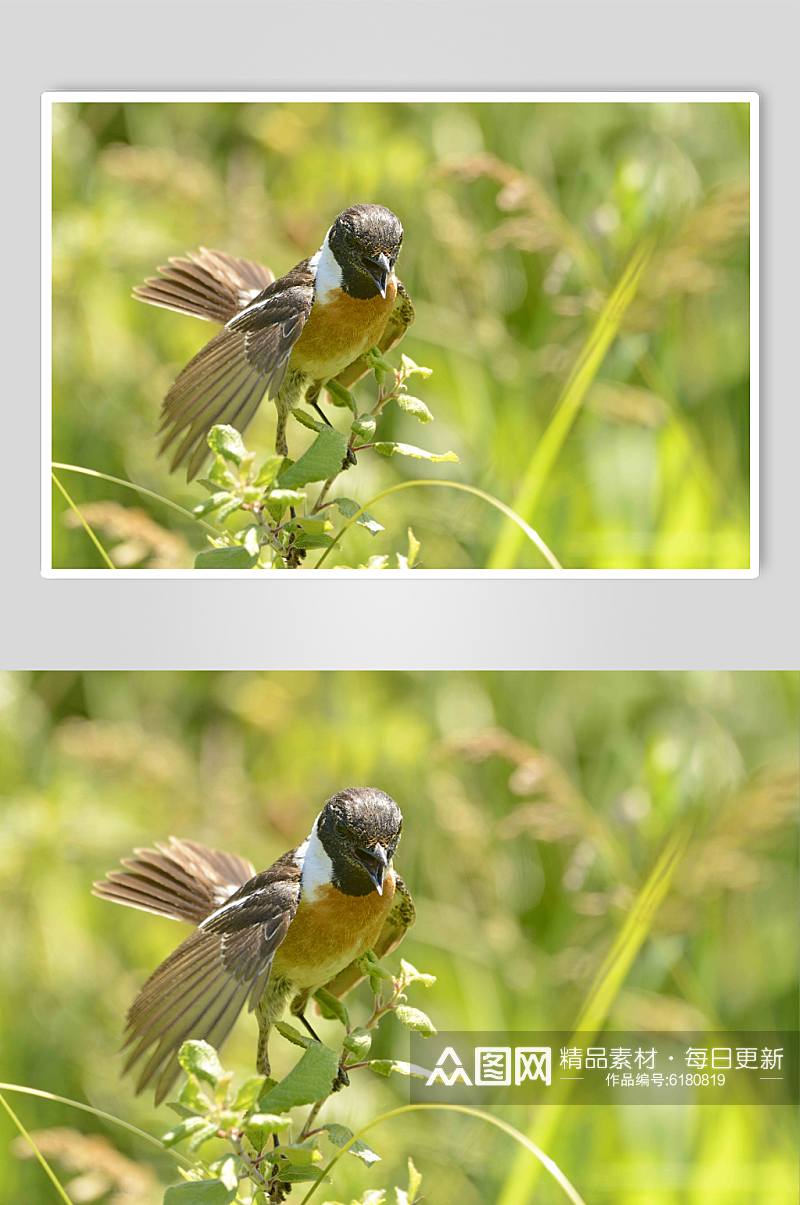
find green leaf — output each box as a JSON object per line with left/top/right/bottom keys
{"left": 399, "top": 960, "right": 436, "bottom": 987}
{"left": 334, "top": 498, "right": 384, "bottom": 536}
{"left": 162, "top": 1116, "right": 215, "bottom": 1148}
{"left": 218, "top": 1158, "right": 238, "bottom": 1193}
{"left": 208, "top": 425, "right": 248, "bottom": 466}
{"left": 258, "top": 1043, "right": 340, "bottom": 1112}
{"left": 292, "top": 408, "right": 325, "bottom": 432}
{"left": 254, "top": 456, "right": 285, "bottom": 489}
{"left": 395, "top": 395, "right": 433, "bottom": 423}
{"left": 275, "top": 1021, "right": 313, "bottom": 1048}
{"left": 192, "top": 492, "right": 236, "bottom": 518}
{"left": 163, "top": 1178, "right": 236, "bottom": 1205}
{"left": 197, "top": 477, "right": 227, "bottom": 495}
{"left": 351, "top": 415, "right": 377, "bottom": 442}
{"left": 394, "top": 1006, "right": 437, "bottom": 1037}
{"left": 294, "top": 534, "right": 337, "bottom": 550}
{"left": 178, "top": 1042, "right": 225, "bottom": 1087}
{"left": 364, "top": 347, "right": 394, "bottom": 373}
{"left": 278, "top": 427, "right": 349, "bottom": 488}
{"left": 262, "top": 1143, "right": 320, "bottom": 1166}
{"left": 367, "top": 1060, "right": 425, "bottom": 1079}
{"left": 342, "top": 1027, "right": 372, "bottom": 1058}
{"left": 400, "top": 354, "right": 433, "bottom": 379}
{"left": 289, "top": 516, "right": 332, "bottom": 536}
{"left": 231, "top": 1075, "right": 267, "bottom": 1113}
{"left": 216, "top": 497, "right": 246, "bottom": 522}
{"left": 373, "top": 442, "right": 458, "bottom": 463}
{"left": 195, "top": 544, "right": 259, "bottom": 570}
{"left": 356, "top": 952, "right": 393, "bottom": 980}
{"left": 312, "top": 988, "right": 350, "bottom": 1027}
{"left": 179, "top": 1075, "right": 210, "bottom": 1112}
{"left": 326, "top": 379, "right": 357, "bottom": 411}
{"left": 243, "top": 1113, "right": 293, "bottom": 1151}
{"left": 186, "top": 1121, "right": 223, "bottom": 1153}
{"left": 406, "top": 1157, "right": 423, "bottom": 1203}
{"left": 272, "top": 1165, "right": 329, "bottom": 1184}
{"left": 207, "top": 456, "right": 236, "bottom": 489}
{"left": 322, "top": 1123, "right": 381, "bottom": 1166}
{"left": 406, "top": 529, "right": 420, "bottom": 568}
{"left": 268, "top": 489, "right": 306, "bottom": 504}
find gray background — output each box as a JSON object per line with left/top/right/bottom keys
{"left": 7, "top": 1, "right": 798, "bottom": 669}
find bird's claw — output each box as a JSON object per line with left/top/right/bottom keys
{"left": 331, "top": 1065, "right": 351, "bottom": 1092}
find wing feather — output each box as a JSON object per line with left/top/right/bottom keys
{"left": 156, "top": 274, "right": 314, "bottom": 480}
{"left": 109, "top": 850, "right": 301, "bottom": 1103}
{"left": 133, "top": 248, "right": 275, "bottom": 324}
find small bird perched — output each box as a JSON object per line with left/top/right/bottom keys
{"left": 134, "top": 205, "right": 415, "bottom": 479}
{"left": 93, "top": 788, "right": 414, "bottom": 1105}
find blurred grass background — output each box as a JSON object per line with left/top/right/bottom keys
{"left": 51, "top": 100, "right": 752, "bottom": 570}
{"left": 0, "top": 670, "right": 796, "bottom": 1203}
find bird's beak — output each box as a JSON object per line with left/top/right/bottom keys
{"left": 355, "top": 843, "right": 389, "bottom": 895}
{"left": 364, "top": 252, "right": 391, "bottom": 299}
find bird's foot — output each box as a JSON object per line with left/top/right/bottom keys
{"left": 331, "top": 1064, "right": 350, "bottom": 1093}
{"left": 341, "top": 447, "right": 357, "bottom": 472}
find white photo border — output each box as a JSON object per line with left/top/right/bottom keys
{"left": 42, "top": 91, "right": 759, "bottom": 579}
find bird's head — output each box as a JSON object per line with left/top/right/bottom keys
{"left": 327, "top": 205, "right": 403, "bottom": 300}
{"left": 315, "top": 786, "right": 403, "bottom": 896}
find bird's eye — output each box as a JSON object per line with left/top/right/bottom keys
{"left": 344, "top": 233, "right": 357, "bottom": 249}
{"left": 334, "top": 819, "right": 348, "bottom": 838}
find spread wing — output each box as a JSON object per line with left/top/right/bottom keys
{"left": 133, "top": 247, "right": 276, "bottom": 325}
{"left": 93, "top": 837, "right": 256, "bottom": 924}
{"left": 331, "top": 279, "right": 415, "bottom": 392}
{"left": 99, "top": 848, "right": 302, "bottom": 1105}
{"left": 320, "top": 875, "right": 416, "bottom": 1002}
{"left": 154, "top": 263, "right": 315, "bottom": 480}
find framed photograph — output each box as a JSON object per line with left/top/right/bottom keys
{"left": 2, "top": 670, "right": 796, "bottom": 1203}
{"left": 43, "top": 92, "right": 758, "bottom": 577}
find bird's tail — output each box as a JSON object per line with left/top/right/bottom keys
{"left": 93, "top": 838, "right": 256, "bottom": 925}
{"left": 133, "top": 247, "right": 275, "bottom": 325}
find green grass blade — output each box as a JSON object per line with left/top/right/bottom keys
{"left": 51, "top": 463, "right": 220, "bottom": 538}
{"left": 299, "top": 1103, "right": 587, "bottom": 1205}
{"left": 314, "top": 479, "right": 562, "bottom": 569}
{"left": 0, "top": 1089, "right": 74, "bottom": 1204}
{"left": 51, "top": 472, "right": 115, "bottom": 570}
{"left": 496, "top": 823, "right": 691, "bottom": 1205}
{"left": 488, "top": 238, "right": 655, "bottom": 569}
{"left": 0, "top": 1082, "right": 192, "bottom": 1167}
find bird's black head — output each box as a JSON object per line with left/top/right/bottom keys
{"left": 328, "top": 205, "right": 404, "bottom": 300}
{"left": 316, "top": 786, "right": 403, "bottom": 897}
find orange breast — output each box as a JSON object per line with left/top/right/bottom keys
{"left": 290, "top": 279, "right": 398, "bottom": 381}
{"left": 274, "top": 873, "right": 396, "bottom": 992}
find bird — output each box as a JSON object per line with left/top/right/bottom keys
{"left": 93, "top": 787, "right": 415, "bottom": 1105}
{"left": 134, "top": 205, "right": 415, "bottom": 480}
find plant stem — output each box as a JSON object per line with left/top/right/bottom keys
{"left": 487, "top": 236, "right": 654, "bottom": 569}
{"left": 314, "top": 479, "right": 562, "bottom": 569}
{"left": 0, "top": 1082, "right": 193, "bottom": 1167}
{"left": 51, "top": 472, "right": 116, "bottom": 570}
{"left": 0, "top": 1091, "right": 74, "bottom": 1205}
{"left": 298, "top": 1103, "right": 588, "bottom": 1205}
{"left": 51, "top": 463, "right": 220, "bottom": 537}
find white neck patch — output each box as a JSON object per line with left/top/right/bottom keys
{"left": 295, "top": 815, "right": 333, "bottom": 899}
{"left": 308, "top": 228, "right": 343, "bottom": 304}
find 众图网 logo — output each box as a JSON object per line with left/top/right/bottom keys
{"left": 426, "top": 1046, "right": 552, "bottom": 1087}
